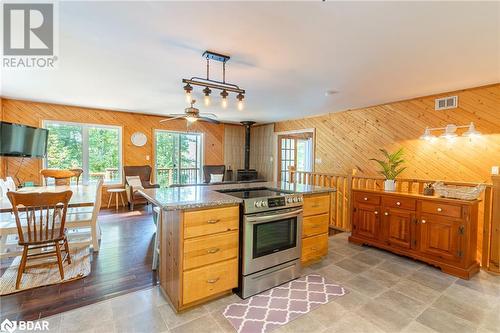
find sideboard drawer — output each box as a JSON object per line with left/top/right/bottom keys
{"left": 182, "top": 258, "right": 238, "bottom": 305}
{"left": 303, "top": 194, "right": 330, "bottom": 216}
{"left": 383, "top": 196, "right": 416, "bottom": 211}
{"left": 421, "top": 201, "right": 462, "bottom": 218}
{"left": 183, "top": 231, "right": 238, "bottom": 270}
{"left": 354, "top": 192, "right": 381, "bottom": 205}
{"left": 302, "top": 213, "right": 329, "bottom": 238}
{"left": 184, "top": 206, "right": 239, "bottom": 239}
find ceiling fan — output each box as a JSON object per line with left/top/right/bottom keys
{"left": 159, "top": 99, "right": 220, "bottom": 124}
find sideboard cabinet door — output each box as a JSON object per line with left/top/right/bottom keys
{"left": 418, "top": 214, "right": 463, "bottom": 263}
{"left": 382, "top": 208, "right": 414, "bottom": 249}
{"left": 353, "top": 203, "right": 380, "bottom": 241}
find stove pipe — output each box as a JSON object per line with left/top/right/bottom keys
{"left": 240, "top": 121, "right": 256, "bottom": 170}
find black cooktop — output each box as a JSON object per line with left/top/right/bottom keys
{"left": 218, "top": 188, "right": 287, "bottom": 199}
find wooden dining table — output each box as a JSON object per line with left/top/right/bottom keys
{"left": 0, "top": 185, "right": 97, "bottom": 213}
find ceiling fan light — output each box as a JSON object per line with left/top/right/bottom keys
{"left": 463, "top": 122, "right": 481, "bottom": 137}
{"left": 186, "top": 115, "right": 198, "bottom": 123}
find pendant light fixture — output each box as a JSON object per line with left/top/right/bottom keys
{"left": 182, "top": 51, "right": 245, "bottom": 110}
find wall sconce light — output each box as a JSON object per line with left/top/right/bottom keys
{"left": 419, "top": 122, "right": 481, "bottom": 141}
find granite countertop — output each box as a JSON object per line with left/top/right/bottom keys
{"left": 138, "top": 181, "right": 335, "bottom": 211}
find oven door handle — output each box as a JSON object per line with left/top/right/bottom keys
{"left": 245, "top": 209, "right": 303, "bottom": 223}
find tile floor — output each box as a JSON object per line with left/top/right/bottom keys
{"left": 20, "top": 233, "right": 500, "bottom": 333}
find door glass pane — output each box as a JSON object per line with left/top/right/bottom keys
{"left": 156, "top": 132, "right": 179, "bottom": 187}
{"left": 180, "top": 134, "right": 199, "bottom": 184}
{"left": 46, "top": 123, "right": 83, "bottom": 171}
{"left": 253, "top": 218, "right": 297, "bottom": 258}
{"left": 88, "top": 127, "right": 120, "bottom": 183}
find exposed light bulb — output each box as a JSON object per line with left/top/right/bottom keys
{"left": 185, "top": 91, "right": 192, "bottom": 103}
{"left": 204, "top": 95, "right": 211, "bottom": 107}
{"left": 439, "top": 124, "right": 458, "bottom": 140}
{"left": 236, "top": 92, "right": 245, "bottom": 111}
{"left": 186, "top": 116, "right": 198, "bottom": 123}
{"left": 183, "top": 83, "right": 193, "bottom": 104}
{"left": 419, "top": 127, "right": 436, "bottom": 141}
{"left": 221, "top": 98, "right": 228, "bottom": 109}
{"left": 463, "top": 122, "right": 481, "bottom": 138}
{"left": 237, "top": 99, "right": 244, "bottom": 111}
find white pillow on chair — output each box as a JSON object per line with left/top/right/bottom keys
{"left": 126, "top": 176, "right": 144, "bottom": 190}
{"left": 210, "top": 174, "right": 224, "bottom": 183}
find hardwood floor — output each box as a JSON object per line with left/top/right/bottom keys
{"left": 0, "top": 205, "right": 158, "bottom": 321}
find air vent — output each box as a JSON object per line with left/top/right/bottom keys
{"left": 435, "top": 96, "right": 458, "bottom": 110}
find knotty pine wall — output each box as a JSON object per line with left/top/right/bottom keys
{"left": 274, "top": 84, "right": 500, "bottom": 183}
{"left": 0, "top": 98, "right": 225, "bottom": 206}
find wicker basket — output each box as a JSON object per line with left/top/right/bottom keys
{"left": 432, "top": 182, "right": 486, "bottom": 200}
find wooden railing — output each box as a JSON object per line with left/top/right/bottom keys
{"left": 157, "top": 167, "right": 200, "bottom": 187}
{"left": 289, "top": 167, "right": 500, "bottom": 273}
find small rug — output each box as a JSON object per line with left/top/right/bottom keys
{"left": 0, "top": 247, "right": 91, "bottom": 295}
{"left": 223, "top": 274, "right": 348, "bottom": 333}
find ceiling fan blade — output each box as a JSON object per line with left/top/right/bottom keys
{"left": 199, "top": 113, "right": 218, "bottom": 118}
{"left": 159, "top": 115, "right": 185, "bottom": 123}
{"left": 198, "top": 117, "right": 220, "bottom": 124}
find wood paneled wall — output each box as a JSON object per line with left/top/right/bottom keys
{"left": 250, "top": 124, "right": 275, "bottom": 181}
{"left": 0, "top": 98, "right": 225, "bottom": 205}
{"left": 223, "top": 124, "right": 245, "bottom": 177}
{"left": 274, "top": 84, "right": 500, "bottom": 182}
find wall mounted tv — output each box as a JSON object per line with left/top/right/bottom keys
{"left": 0, "top": 121, "right": 48, "bottom": 158}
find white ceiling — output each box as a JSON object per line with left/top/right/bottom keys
{"left": 2, "top": 1, "right": 499, "bottom": 123}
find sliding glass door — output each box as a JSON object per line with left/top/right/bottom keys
{"left": 155, "top": 130, "right": 203, "bottom": 187}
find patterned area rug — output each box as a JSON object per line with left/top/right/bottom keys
{"left": 223, "top": 274, "right": 348, "bottom": 333}
{"left": 0, "top": 247, "right": 91, "bottom": 295}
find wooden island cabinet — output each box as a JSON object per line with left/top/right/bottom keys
{"left": 159, "top": 205, "right": 239, "bottom": 311}
{"left": 349, "top": 189, "right": 480, "bottom": 279}
{"left": 301, "top": 193, "right": 331, "bottom": 265}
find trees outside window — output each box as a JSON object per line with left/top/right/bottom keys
{"left": 155, "top": 131, "right": 202, "bottom": 187}
{"left": 44, "top": 121, "right": 122, "bottom": 184}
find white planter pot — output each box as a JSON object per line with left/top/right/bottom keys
{"left": 384, "top": 180, "right": 396, "bottom": 192}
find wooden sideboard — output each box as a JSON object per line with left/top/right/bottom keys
{"left": 159, "top": 205, "right": 239, "bottom": 311}
{"left": 301, "top": 193, "right": 330, "bottom": 265}
{"left": 349, "top": 189, "right": 480, "bottom": 279}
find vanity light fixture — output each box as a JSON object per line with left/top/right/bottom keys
{"left": 182, "top": 50, "right": 245, "bottom": 109}
{"left": 419, "top": 122, "right": 481, "bottom": 141}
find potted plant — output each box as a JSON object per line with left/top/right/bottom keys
{"left": 423, "top": 183, "right": 435, "bottom": 196}
{"left": 370, "top": 148, "right": 406, "bottom": 192}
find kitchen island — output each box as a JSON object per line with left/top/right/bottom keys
{"left": 139, "top": 181, "right": 335, "bottom": 311}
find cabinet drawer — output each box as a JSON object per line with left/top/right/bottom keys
{"left": 354, "top": 192, "right": 381, "bottom": 205}
{"left": 303, "top": 194, "right": 330, "bottom": 216}
{"left": 383, "top": 196, "right": 416, "bottom": 210}
{"left": 182, "top": 258, "right": 238, "bottom": 305}
{"left": 184, "top": 231, "right": 238, "bottom": 270}
{"left": 303, "top": 214, "right": 329, "bottom": 238}
{"left": 301, "top": 233, "right": 328, "bottom": 264}
{"left": 184, "top": 206, "right": 239, "bottom": 239}
{"left": 421, "top": 201, "right": 461, "bottom": 218}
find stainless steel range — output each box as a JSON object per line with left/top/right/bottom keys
{"left": 218, "top": 187, "right": 303, "bottom": 298}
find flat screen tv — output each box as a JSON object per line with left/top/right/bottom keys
{"left": 0, "top": 121, "right": 48, "bottom": 158}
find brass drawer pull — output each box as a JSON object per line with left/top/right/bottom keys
{"left": 207, "top": 277, "right": 220, "bottom": 284}
{"left": 374, "top": 211, "right": 378, "bottom": 215}
{"left": 437, "top": 208, "right": 443, "bottom": 212}
{"left": 207, "top": 219, "right": 220, "bottom": 224}
{"left": 364, "top": 197, "right": 368, "bottom": 201}
{"left": 421, "top": 219, "right": 427, "bottom": 224}
{"left": 384, "top": 212, "right": 389, "bottom": 216}
{"left": 396, "top": 202, "right": 401, "bottom": 206}
{"left": 311, "top": 224, "right": 321, "bottom": 228}
{"left": 207, "top": 248, "right": 220, "bottom": 254}
{"left": 311, "top": 204, "right": 320, "bottom": 208}
{"left": 311, "top": 247, "right": 317, "bottom": 251}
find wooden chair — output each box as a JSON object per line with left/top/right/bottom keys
{"left": 69, "top": 168, "right": 84, "bottom": 185}
{"left": 7, "top": 190, "right": 73, "bottom": 289}
{"left": 40, "top": 169, "right": 76, "bottom": 186}
{"left": 203, "top": 165, "right": 226, "bottom": 183}
{"left": 65, "top": 179, "right": 103, "bottom": 251}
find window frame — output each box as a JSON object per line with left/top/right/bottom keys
{"left": 153, "top": 129, "right": 204, "bottom": 186}
{"left": 42, "top": 120, "right": 123, "bottom": 185}
{"left": 274, "top": 128, "right": 315, "bottom": 182}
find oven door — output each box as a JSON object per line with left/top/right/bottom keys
{"left": 243, "top": 207, "right": 303, "bottom": 276}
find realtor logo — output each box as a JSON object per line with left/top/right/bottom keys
{"left": 2, "top": 2, "right": 58, "bottom": 69}
{"left": 3, "top": 3, "right": 53, "bottom": 55}
{"left": 0, "top": 318, "right": 16, "bottom": 333}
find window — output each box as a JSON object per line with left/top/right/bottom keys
{"left": 44, "top": 121, "right": 122, "bottom": 184}
{"left": 277, "top": 131, "right": 314, "bottom": 182}
{"left": 155, "top": 130, "right": 203, "bottom": 187}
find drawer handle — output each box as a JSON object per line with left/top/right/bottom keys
{"left": 374, "top": 211, "right": 378, "bottom": 215}
{"left": 207, "top": 277, "right": 220, "bottom": 284}
{"left": 437, "top": 208, "right": 443, "bottom": 212}
{"left": 207, "top": 219, "right": 220, "bottom": 224}
{"left": 311, "top": 247, "right": 317, "bottom": 250}
{"left": 311, "top": 224, "right": 321, "bottom": 229}
{"left": 384, "top": 212, "right": 389, "bottom": 216}
{"left": 421, "top": 219, "right": 426, "bottom": 224}
{"left": 364, "top": 197, "right": 368, "bottom": 201}
{"left": 311, "top": 204, "right": 320, "bottom": 208}
{"left": 396, "top": 202, "right": 401, "bottom": 206}
{"left": 207, "top": 248, "right": 220, "bottom": 254}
